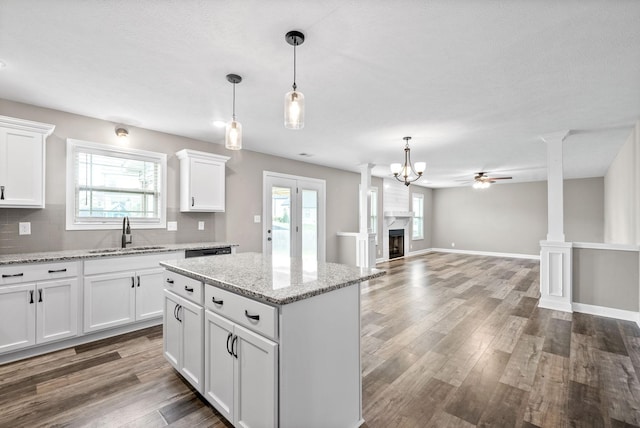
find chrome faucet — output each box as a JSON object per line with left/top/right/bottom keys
{"left": 122, "top": 216, "right": 132, "bottom": 248}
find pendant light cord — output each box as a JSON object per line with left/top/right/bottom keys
{"left": 232, "top": 82, "right": 236, "bottom": 121}
{"left": 292, "top": 40, "right": 297, "bottom": 91}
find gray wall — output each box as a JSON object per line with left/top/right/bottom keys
{"left": 431, "top": 178, "right": 605, "bottom": 256}
{"left": 573, "top": 247, "right": 639, "bottom": 311}
{"left": 604, "top": 120, "right": 640, "bottom": 245}
{"left": 0, "top": 99, "right": 361, "bottom": 262}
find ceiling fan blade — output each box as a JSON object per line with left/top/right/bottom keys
{"left": 489, "top": 176, "right": 512, "bottom": 180}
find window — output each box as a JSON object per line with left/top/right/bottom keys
{"left": 370, "top": 187, "right": 378, "bottom": 242}
{"left": 66, "top": 139, "right": 167, "bottom": 230}
{"left": 412, "top": 193, "right": 424, "bottom": 240}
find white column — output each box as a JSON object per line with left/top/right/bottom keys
{"left": 357, "top": 164, "right": 376, "bottom": 268}
{"left": 539, "top": 132, "right": 573, "bottom": 312}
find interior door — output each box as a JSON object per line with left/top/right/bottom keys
{"left": 263, "top": 172, "right": 325, "bottom": 261}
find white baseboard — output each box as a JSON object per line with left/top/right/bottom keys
{"left": 539, "top": 297, "right": 573, "bottom": 313}
{"left": 572, "top": 303, "right": 640, "bottom": 326}
{"left": 430, "top": 247, "right": 540, "bottom": 260}
{"left": 407, "top": 248, "right": 433, "bottom": 258}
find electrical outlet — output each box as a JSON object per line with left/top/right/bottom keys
{"left": 254, "top": 215, "right": 261, "bottom": 223}
{"left": 167, "top": 221, "right": 178, "bottom": 231}
{"left": 198, "top": 221, "right": 205, "bottom": 230}
{"left": 19, "top": 222, "right": 31, "bottom": 235}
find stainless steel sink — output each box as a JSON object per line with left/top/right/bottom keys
{"left": 88, "top": 246, "right": 166, "bottom": 254}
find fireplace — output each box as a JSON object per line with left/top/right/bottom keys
{"left": 389, "top": 229, "right": 404, "bottom": 259}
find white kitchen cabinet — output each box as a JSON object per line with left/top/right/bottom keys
{"left": 84, "top": 252, "right": 182, "bottom": 333}
{"left": 0, "top": 115, "right": 55, "bottom": 208}
{"left": 164, "top": 289, "right": 204, "bottom": 392}
{"left": 205, "top": 310, "right": 277, "bottom": 428}
{"left": 0, "top": 261, "right": 79, "bottom": 354}
{"left": 176, "top": 149, "right": 229, "bottom": 212}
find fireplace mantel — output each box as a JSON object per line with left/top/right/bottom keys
{"left": 383, "top": 211, "right": 413, "bottom": 227}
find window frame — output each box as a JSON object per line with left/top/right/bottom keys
{"left": 412, "top": 193, "right": 424, "bottom": 240}
{"left": 65, "top": 139, "right": 167, "bottom": 230}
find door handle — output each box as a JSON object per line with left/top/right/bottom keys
{"left": 131, "top": 276, "right": 135, "bottom": 288}
{"left": 136, "top": 276, "right": 140, "bottom": 287}
{"left": 267, "top": 237, "right": 272, "bottom": 241}
{"left": 231, "top": 335, "right": 238, "bottom": 359}
{"left": 0, "top": 185, "right": 4, "bottom": 200}
{"left": 191, "top": 196, "right": 195, "bottom": 207}
{"left": 226, "top": 332, "right": 233, "bottom": 356}
{"left": 29, "top": 290, "right": 34, "bottom": 304}
{"left": 38, "top": 289, "right": 43, "bottom": 303}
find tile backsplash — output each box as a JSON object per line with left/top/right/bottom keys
{"left": 0, "top": 204, "right": 218, "bottom": 255}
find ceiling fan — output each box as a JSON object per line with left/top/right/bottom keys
{"left": 472, "top": 172, "right": 512, "bottom": 189}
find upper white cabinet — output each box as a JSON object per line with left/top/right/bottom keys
{"left": 176, "top": 149, "right": 229, "bottom": 212}
{"left": 0, "top": 115, "right": 55, "bottom": 208}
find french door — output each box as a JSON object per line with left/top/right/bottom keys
{"left": 263, "top": 172, "right": 325, "bottom": 261}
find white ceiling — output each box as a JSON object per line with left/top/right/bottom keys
{"left": 1, "top": 0, "right": 639, "bottom": 187}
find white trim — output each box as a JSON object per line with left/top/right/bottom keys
{"left": 375, "top": 258, "right": 385, "bottom": 264}
{"left": 430, "top": 247, "right": 540, "bottom": 260}
{"left": 407, "top": 248, "right": 433, "bottom": 258}
{"left": 539, "top": 296, "right": 573, "bottom": 313}
{"left": 0, "top": 115, "right": 55, "bottom": 135}
{"left": 573, "top": 303, "right": 640, "bottom": 326}
{"left": 572, "top": 242, "right": 640, "bottom": 252}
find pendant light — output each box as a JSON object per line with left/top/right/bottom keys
{"left": 284, "top": 30, "right": 305, "bottom": 129}
{"left": 390, "top": 136, "right": 426, "bottom": 186}
{"left": 225, "top": 74, "right": 242, "bottom": 150}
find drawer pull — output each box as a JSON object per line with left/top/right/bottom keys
{"left": 48, "top": 268, "right": 67, "bottom": 273}
{"left": 2, "top": 272, "right": 24, "bottom": 278}
{"left": 231, "top": 335, "right": 238, "bottom": 358}
{"left": 212, "top": 297, "right": 224, "bottom": 305}
{"left": 184, "top": 286, "right": 194, "bottom": 293}
{"left": 245, "top": 310, "right": 260, "bottom": 321}
{"left": 166, "top": 278, "right": 174, "bottom": 284}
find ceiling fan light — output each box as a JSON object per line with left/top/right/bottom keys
{"left": 225, "top": 119, "right": 242, "bottom": 150}
{"left": 473, "top": 181, "right": 482, "bottom": 189}
{"left": 414, "top": 162, "right": 426, "bottom": 174}
{"left": 390, "top": 163, "right": 402, "bottom": 175}
{"left": 284, "top": 90, "right": 305, "bottom": 129}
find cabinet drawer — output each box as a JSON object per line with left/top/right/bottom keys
{"left": 0, "top": 261, "right": 80, "bottom": 285}
{"left": 164, "top": 271, "right": 203, "bottom": 305}
{"left": 31, "top": 261, "right": 80, "bottom": 280}
{"left": 205, "top": 285, "right": 278, "bottom": 341}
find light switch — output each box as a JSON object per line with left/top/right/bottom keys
{"left": 254, "top": 215, "right": 261, "bottom": 223}
{"left": 167, "top": 221, "right": 178, "bottom": 231}
{"left": 19, "top": 222, "right": 31, "bottom": 235}
{"left": 198, "top": 221, "right": 205, "bottom": 230}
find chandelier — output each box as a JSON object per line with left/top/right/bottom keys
{"left": 390, "top": 136, "right": 426, "bottom": 186}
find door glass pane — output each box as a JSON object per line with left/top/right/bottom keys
{"left": 301, "top": 189, "right": 318, "bottom": 260}
{"left": 272, "top": 186, "right": 291, "bottom": 257}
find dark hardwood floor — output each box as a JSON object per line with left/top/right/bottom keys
{"left": 1, "top": 252, "right": 640, "bottom": 427}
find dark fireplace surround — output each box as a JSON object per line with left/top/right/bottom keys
{"left": 389, "top": 229, "right": 404, "bottom": 259}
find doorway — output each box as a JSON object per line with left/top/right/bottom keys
{"left": 263, "top": 172, "right": 326, "bottom": 261}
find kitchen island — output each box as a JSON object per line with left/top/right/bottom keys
{"left": 160, "top": 252, "right": 385, "bottom": 428}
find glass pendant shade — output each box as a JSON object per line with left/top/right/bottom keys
{"left": 285, "top": 90, "right": 305, "bottom": 129}
{"left": 414, "top": 162, "right": 426, "bottom": 174}
{"left": 390, "top": 163, "right": 402, "bottom": 175}
{"left": 225, "top": 119, "right": 242, "bottom": 150}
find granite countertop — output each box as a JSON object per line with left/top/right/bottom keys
{"left": 160, "top": 252, "right": 386, "bottom": 305}
{"left": 0, "top": 242, "right": 238, "bottom": 265}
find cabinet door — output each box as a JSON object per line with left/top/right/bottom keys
{"left": 204, "top": 310, "right": 235, "bottom": 422}
{"left": 135, "top": 267, "right": 165, "bottom": 320}
{"left": 234, "top": 324, "right": 278, "bottom": 428}
{"left": 36, "top": 278, "right": 78, "bottom": 344}
{"left": 84, "top": 272, "right": 136, "bottom": 333}
{"left": 0, "top": 128, "right": 45, "bottom": 208}
{"left": 190, "top": 157, "right": 225, "bottom": 211}
{"left": 163, "top": 290, "right": 182, "bottom": 370}
{"left": 0, "top": 283, "right": 36, "bottom": 353}
{"left": 180, "top": 297, "right": 204, "bottom": 392}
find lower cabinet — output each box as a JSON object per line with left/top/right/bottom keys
{"left": 204, "top": 310, "right": 278, "bottom": 428}
{"left": 0, "top": 278, "right": 78, "bottom": 354}
{"left": 164, "top": 290, "right": 204, "bottom": 392}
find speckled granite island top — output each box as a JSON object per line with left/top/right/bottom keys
{"left": 0, "top": 242, "right": 238, "bottom": 265}
{"left": 160, "top": 252, "right": 386, "bottom": 305}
